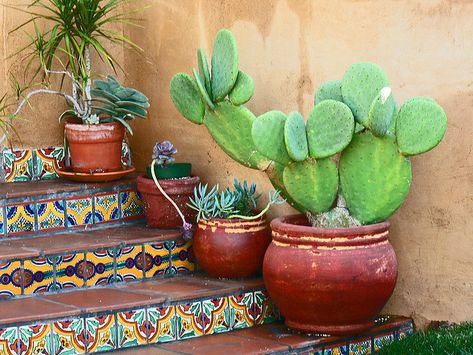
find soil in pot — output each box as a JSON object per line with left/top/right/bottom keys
{"left": 263, "top": 214, "right": 397, "bottom": 336}
{"left": 194, "top": 217, "right": 271, "bottom": 278}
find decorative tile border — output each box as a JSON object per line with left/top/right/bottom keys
{"left": 0, "top": 237, "right": 194, "bottom": 298}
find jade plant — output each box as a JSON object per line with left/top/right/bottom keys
{"left": 171, "top": 29, "right": 447, "bottom": 227}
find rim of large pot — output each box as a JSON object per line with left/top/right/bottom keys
{"left": 137, "top": 174, "right": 199, "bottom": 183}
{"left": 65, "top": 122, "right": 123, "bottom": 130}
{"left": 198, "top": 215, "right": 267, "bottom": 226}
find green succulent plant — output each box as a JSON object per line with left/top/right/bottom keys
{"left": 171, "top": 29, "right": 447, "bottom": 227}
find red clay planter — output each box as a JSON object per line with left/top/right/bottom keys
{"left": 137, "top": 175, "right": 199, "bottom": 228}
{"left": 263, "top": 214, "right": 397, "bottom": 336}
{"left": 194, "top": 217, "right": 271, "bottom": 278}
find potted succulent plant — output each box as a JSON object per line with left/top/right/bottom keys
{"left": 170, "top": 29, "right": 447, "bottom": 335}
{"left": 137, "top": 141, "right": 200, "bottom": 229}
{"left": 0, "top": 1, "right": 148, "bottom": 174}
{"left": 187, "top": 179, "right": 284, "bottom": 278}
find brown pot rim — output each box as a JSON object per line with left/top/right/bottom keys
{"left": 137, "top": 174, "right": 199, "bottom": 186}
{"left": 65, "top": 122, "right": 123, "bottom": 131}
{"left": 198, "top": 215, "right": 267, "bottom": 226}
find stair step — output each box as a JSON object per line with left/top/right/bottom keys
{"left": 0, "top": 177, "right": 144, "bottom": 239}
{"left": 0, "top": 224, "right": 195, "bottom": 298}
{"left": 116, "top": 318, "right": 414, "bottom": 355}
{"left": 0, "top": 275, "right": 274, "bottom": 354}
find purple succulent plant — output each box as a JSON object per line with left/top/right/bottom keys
{"left": 152, "top": 140, "right": 177, "bottom": 166}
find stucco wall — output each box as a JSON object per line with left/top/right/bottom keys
{"left": 1, "top": 0, "right": 472, "bottom": 328}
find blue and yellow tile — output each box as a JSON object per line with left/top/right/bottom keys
{"left": 55, "top": 254, "right": 85, "bottom": 290}
{"left": 85, "top": 314, "right": 117, "bottom": 352}
{"left": 120, "top": 190, "right": 144, "bottom": 220}
{"left": 229, "top": 292, "right": 254, "bottom": 330}
{"left": 147, "top": 306, "right": 176, "bottom": 344}
{"left": 325, "top": 344, "right": 348, "bottom": 355}
{"left": 349, "top": 338, "right": 372, "bottom": 355}
{"left": 3, "top": 148, "right": 34, "bottom": 182}
{"left": 176, "top": 302, "right": 204, "bottom": 340}
{"left": 116, "top": 309, "right": 148, "bottom": 348}
{"left": 94, "top": 193, "right": 119, "bottom": 224}
{"left": 0, "top": 205, "right": 4, "bottom": 236}
{"left": 144, "top": 243, "right": 169, "bottom": 278}
{"left": 18, "top": 323, "right": 52, "bottom": 355}
{"left": 66, "top": 197, "right": 93, "bottom": 227}
{"left": 202, "top": 297, "right": 230, "bottom": 335}
{"left": 23, "top": 257, "right": 55, "bottom": 295}
{"left": 114, "top": 246, "right": 144, "bottom": 282}
{"left": 35, "top": 147, "right": 65, "bottom": 180}
{"left": 37, "top": 199, "right": 65, "bottom": 231}
{"left": 253, "top": 290, "right": 279, "bottom": 325}
{"left": 53, "top": 318, "right": 86, "bottom": 354}
{"left": 0, "top": 326, "right": 18, "bottom": 355}
{"left": 85, "top": 250, "right": 114, "bottom": 286}
{"left": 167, "top": 239, "right": 195, "bottom": 274}
{"left": 374, "top": 334, "right": 394, "bottom": 351}
{"left": 0, "top": 261, "right": 22, "bottom": 297}
{"left": 6, "top": 203, "right": 35, "bottom": 236}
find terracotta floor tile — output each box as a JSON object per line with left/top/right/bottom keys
{"left": 0, "top": 179, "right": 81, "bottom": 199}
{"left": 0, "top": 244, "right": 41, "bottom": 260}
{"left": 40, "top": 287, "right": 165, "bottom": 313}
{"left": 82, "top": 174, "right": 139, "bottom": 189}
{"left": 0, "top": 297, "right": 80, "bottom": 326}
{"left": 117, "top": 346, "right": 179, "bottom": 354}
{"left": 91, "top": 225, "right": 182, "bottom": 245}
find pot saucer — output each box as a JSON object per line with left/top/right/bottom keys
{"left": 57, "top": 165, "right": 136, "bottom": 182}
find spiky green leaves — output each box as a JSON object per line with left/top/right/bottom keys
{"left": 340, "top": 132, "right": 412, "bottom": 224}
{"left": 314, "top": 80, "right": 343, "bottom": 104}
{"left": 368, "top": 87, "right": 396, "bottom": 136}
{"left": 283, "top": 158, "right": 338, "bottom": 214}
{"left": 306, "top": 100, "right": 355, "bottom": 158}
{"left": 229, "top": 71, "right": 254, "bottom": 105}
{"left": 284, "top": 112, "right": 308, "bottom": 161}
{"left": 211, "top": 29, "right": 239, "bottom": 101}
{"left": 396, "top": 97, "right": 447, "bottom": 156}
{"left": 252, "top": 111, "right": 290, "bottom": 165}
{"left": 342, "top": 62, "right": 390, "bottom": 126}
{"left": 170, "top": 73, "right": 205, "bottom": 124}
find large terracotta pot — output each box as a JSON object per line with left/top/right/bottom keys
{"left": 65, "top": 122, "right": 125, "bottom": 173}
{"left": 136, "top": 175, "right": 199, "bottom": 228}
{"left": 194, "top": 217, "right": 271, "bottom": 278}
{"left": 263, "top": 214, "right": 397, "bottom": 335}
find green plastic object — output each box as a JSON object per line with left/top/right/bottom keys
{"left": 229, "top": 71, "right": 254, "bottom": 105}
{"left": 251, "top": 111, "right": 291, "bottom": 165}
{"left": 211, "top": 29, "right": 239, "bottom": 101}
{"left": 396, "top": 97, "right": 447, "bottom": 156}
{"left": 339, "top": 132, "right": 412, "bottom": 224}
{"left": 341, "top": 62, "right": 390, "bottom": 126}
{"left": 306, "top": 100, "right": 355, "bottom": 158}
{"left": 169, "top": 73, "right": 204, "bottom": 124}
{"left": 314, "top": 80, "right": 343, "bottom": 104}
{"left": 198, "top": 48, "right": 212, "bottom": 96}
{"left": 146, "top": 163, "right": 192, "bottom": 179}
{"left": 368, "top": 87, "right": 396, "bottom": 136}
{"left": 284, "top": 111, "right": 308, "bottom": 162}
{"left": 283, "top": 158, "right": 339, "bottom": 214}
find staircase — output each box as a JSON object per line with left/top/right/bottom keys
{"left": 0, "top": 177, "right": 413, "bottom": 354}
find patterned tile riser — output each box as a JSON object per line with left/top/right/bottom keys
{"left": 0, "top": 238, "right": 195, "bottom": 298}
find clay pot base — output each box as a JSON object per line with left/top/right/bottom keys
{"left": 285, "top": 319, "right": 375, "bottom": 336}
{"left": 57, "top": 165, "right": 135, "bottom": 182}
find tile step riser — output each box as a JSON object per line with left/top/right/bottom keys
{"left": 1, "top": 238, "right": 196, "bottom": 298}
{"left": 0, "top": 288, "right": 277, "bottom": 354}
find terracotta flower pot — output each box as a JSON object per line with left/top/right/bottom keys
{"left": 263, "top": 214, "right": 397, "bottom": 335}
{"left": 137, "top": 175, "right": 199, "bottom": 228}
{"left": 194, "top": 217, "right": 271, "bottom": 278}
{"left": 65, "top": 122, "right": 125, "bottom": 173}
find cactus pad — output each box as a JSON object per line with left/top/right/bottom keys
{"left": 283, "top": 158, "right": 338, "bottom": 214}
{"left": 229, "top": 71, "right": 254, "bottom": 105}
{"left": 341, "top": 62, "right": 390, "bottom": 125}
{"left": 204, "top": 101, "right": 268, "bottom": 169}
{"left": 252, "top": 111, "right": 291, "bottom": 164}
{"left": 198, "top": 48, "right": 212, "bottom": 97}
{"left": 368, "top": 87, "right": 396, "bottom": 136}
{"left": 306, "top": 100, "right": 355, "bottom": 158}
{"left": 170, "top": 73, "right": 204, "bottom": 124}
{"left": 192, "top": 68, "right": 215, "bottom": 109}
{"left": 339, "top": 132, "right": 412, "bottom": 224}
{"left": 284, "top": 111, "right": 308, "bottom": 161}
{"left": 211, "top": 29, "right": 239, "bottom": 101}
{"left": 314, "top": 80, "right": 343, "bottom": 104}
{"left": 396, "top": 97, "right": 447, "bottom": 156}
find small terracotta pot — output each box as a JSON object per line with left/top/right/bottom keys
{"left": 137, "top": 175, "right": 199, "bottom": 228}
{"left": 65, "top": 122, "right": 125, "bottom": 173}
{"left": 194, "top": 217, "right": 271, "bottom": 278}
{"left": 263, "top": 214, "right": 397, "bottom": 335}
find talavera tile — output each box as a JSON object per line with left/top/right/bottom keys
{"left": 18, "top": 323, "right": 53, "bottom": 355}
{"left": 144, "top": 243, "right": 169, "bottom": 278}
{"left": 3, "top": 148, "right": 34, "bottom": 182}
{"left": 53, "top": 318, "right": 86, "bottom": 354}
{"left": 0, "top": 261, "right": 22, "bottom": 297}
{"left": 85, "top": 250, "right": 114, "bottom": 286}
{"left": 253, "top": 290, "right": 279, "bottom": 325}
{"left": 147, "top": 306, "right": 176, "bottom": 344}
{"left": 35, "top": 147, "right": 65, "bottom": 180}
{"left": 55, "top": 254, "right": 85, "bottom": 290}
{"left": 23, "top": 257, "right": 55, "bottom": 295}
{"left": 6, "top": 203, "right": 35, "bottom": 236}
{"left": 116, "top": 308, "right": 148, "bottom": 348}
{"left": 349, "top": 337, "right": 372, "bottom": 355}
{"left": 114, "top": 246, "right": 144, "bottom": 282}
{"left": 176, "top": 302, "right": 203, "bottom": 340}
{"left": 202, "top": 297, "right": 231, "bottom": 335}
{"left": 167, "top": 238, "right": 195, "bottom": 275}
{"left": 120, "top": 190, "right": 144, "bottom": 220}
{"left": 94, "top": 193, "right": 119, "bottom": 224}
{"left": 85, "top": 314, "right": 117, "bottom": 352}
{"left": 0, "top": 326, "right": 18, "bottom": 355}
{"left": 37, "top": 199, "right": 65, "bottom": 231}
{"left": 66, "top": 197, "right": 93, "bottom": 227}
{"left": 229, "top": 292, "right": 254, "bottom": 330}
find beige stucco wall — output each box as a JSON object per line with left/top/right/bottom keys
{"left": 1, "top": 0, "right": 472, "bottom": 328}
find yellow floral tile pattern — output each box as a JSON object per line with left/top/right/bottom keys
{"left": 120, "top": 190, "right": 144, "bottom": 220}
{"left": 115, "top": 246, "right": 144, "bottom": 282}
{"left": 0, "top": 261, "right": 22, "bottom": 297}
{"left": 18, "top": 323, "right": 53, "bottom": 355}
{"left": 6, "top": 203, "right": 35, "bottom": 236}
{"left": 55, "top": 254, "right": 85, "bottom": 290}
{"left": 37, "top": 199, "right": 65, "bottom": 231}
{"left": 176, "top": 302, "right": 203, "bottom": 340}
{"left": 66, "top": 197, "right": 93, "bottom": 227}
{"left": 53, "top": 318, "right": 86, "bottom": 354}
{"left": 85, "top": 250, "right": 114, "bottom": 286}
{"left": 94, "top": 193, "right": 119, "bottom": 224}
{"left": 3, "top": 148, "right": 34, "bottom": 182}
{"left": 147, "top": 306, "right": 176, "bottom": 344}
{"left": 116, "top": 309, "right": 148, "bottom": 348}
{"left": 169, "top": 239, "right": 195, "bottom": 274}
{"left": 0, "top": 327, "right": 17, "bottom": 355}
{"left": 23, "top": 257, "right": 55, "bottom": 295}
{"left": 144, "top": 243, "right": 169, "bottom": 278}
{"left": 85, "top": 315, "right": 117, "bottom": 352}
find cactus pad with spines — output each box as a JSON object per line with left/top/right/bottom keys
{"left": 306, "top": 100, "right": 355, "bottom": 158}
{"left": 314, "top": 80, "right": 343, "bottom": 104}
{"left": 229, "top": 71, "right": 254, "bottom": 105}
{"left": 197, "top": 48, "right": 212, "bottom": 97}
{"left": 252, "top": 111, "right": 291, "bottom": 165}
{"left": 284, "top": 111, "right": 308, "bottom": 162}
{"left": 342, "top": 62, "right": 390, "bottom": 126}
{"left": 170, "top": 73, "right": 204, "bottom": 124}
{"left": 368, "top": 87, "right": 396, "bottom": 136}
{"left": 211, "top": 29, "right": 239, "bottom": 101}
{"left": 396, "top": 97, "right": 447, "bottom": 156}
{"left": 283, "top": 158, "right": 339, "bottom": 214}
{"left": 339, "top": 132, "right": 412, "bottom": 224}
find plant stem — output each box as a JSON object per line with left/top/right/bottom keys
{"left": 228, "top": 203, "right": 270, "bottom": 220}
{"left": 13, "top": 89, "right": 84, "bottom": 117}
{"left": 84, "top": 46, "right": 92, "bottom": 118}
